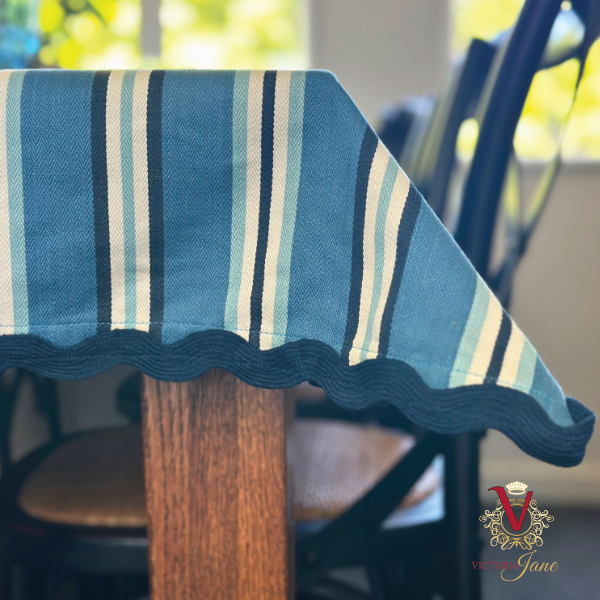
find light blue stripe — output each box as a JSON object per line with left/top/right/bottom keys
{"left": 272, "top": 71, "right": 306, "bottom": 347}
{"left": 360, "top": 158, "right": 396, "bottom": 360}
{"left": 7, "top": 70, "right": 28, "bottom": 334}
{"left": 449, "top": 276, "right": 489, "bottom": 387}
{"left": 224, "top": 70, "right": 250, "bottom": 332}
{"left": 515, "top": 337, "right": 537, "bottom": 393}
{"left": 120, "top": 71, "right": 137, "bottom": 328}
{"left": 530, "top": 355, "right": 573, "bottom": 426}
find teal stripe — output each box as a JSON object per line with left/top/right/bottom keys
{"left": 7, "top": 70, "right": 27, "bottom": 334}
{"left": 120, "top": 71, "right": 137, "bottom": 328}
{"left": 449, "top": 276, "right": 489, "bottom": 387}
{"left": 272, "top": 71, "right": 306, "bottom": 347}
{"left": 224, "top": 70, "right": 250, "bottom": 332}
{"left": 530, "top": 356, "right": 573, "bottom": 426}
{"left": 360, "top": 158, "right": 396, "bottom": 360}
{"left": 515, "top": 337, "right": 537, "bottom": 393}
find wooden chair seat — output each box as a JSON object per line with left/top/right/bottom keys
{"left": 18, "top": 426, "right": 147, "bottom": 528}
{"left": 290, "top": 419, "right": 439, "bottom": 522}
{"left": 18, "top": 420, "right": 439, "bottom": 528}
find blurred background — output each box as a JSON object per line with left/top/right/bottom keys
{"left": 1, "top": 1, "right": 599, "bottom": 599}
{"left": 3, "top": 0, "right": 600, "bottom": 159}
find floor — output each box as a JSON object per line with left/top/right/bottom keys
{"left": 8, "top": 508, "right": 600, "bottom": 599}
{"left": 480, "top": 507, "right": 600, "bottom": 600}
{"left": 329, "top": 507, "right": 600, "bottom": 599}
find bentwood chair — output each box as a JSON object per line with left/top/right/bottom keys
{"left": 455, "top": 0, "right": 600, "bottom": 279}
{"left": 0, "top": 369, "right": 149, "bottom": 600}
{"left": 395, "top": 37, "right": 497, "bottom": 215}
{"left": 0, "top": 63, "right": 594, "bottom": 600}
{"left": 378, "top": 96, "right": 436, "bottom": 173}
{"left": 0, "top": 368, "right": 439, "bottom": 600}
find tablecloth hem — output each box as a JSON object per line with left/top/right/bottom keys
{"left": 0, "top": 329, "right": 594, "bottom": 467}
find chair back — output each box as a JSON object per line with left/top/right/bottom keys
{"left": 455, "top": 0, "right": 573, "bottom": 279}
{"left": 0, "top": 371, "right": 60, "bottom": 472}
{"left": 378, "top": 37, "right": 497, "bottom": 218}
{"left": 378, "top": 96, "right": 433, "bottom": 164}
{"left": 417, "top": 37, "right": 497, "bottom": 218}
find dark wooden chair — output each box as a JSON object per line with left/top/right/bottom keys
{"left": 399, "top": 37, "right": 497, "bottom": 216}
{"left": 0, "top": 370, "right": 149, "bottom": 600}
{"left": 455, "top": 0, "right": 597, "bottom": 278}
{"left": 0, "top": 369, "right": 445, "bottom": 600}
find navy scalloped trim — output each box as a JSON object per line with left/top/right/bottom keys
{"left": 0, "top": 330, "right": 594, "bottom": 467}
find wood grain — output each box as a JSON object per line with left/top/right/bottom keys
{"left": 141, "top": 369, "right": 290, "bottom": 600}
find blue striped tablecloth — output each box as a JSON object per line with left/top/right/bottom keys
{"left": 0, "top": 69, "right": 594, "bottom": 466}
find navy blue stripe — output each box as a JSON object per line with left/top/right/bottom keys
{"left": 342, "top": 126, "right": 379, "bottom": 363}
{"left": 91, "top": 71, "right": 111, "bottom": 333}
{"left": 249, "top": 71, "right": 276, "bottom": 346}
{"left": 485, "top": 310, "right": 512, "bottom": 383}
{"left": 378, "top": 183, "right": 422, "bottom": 358}
{"left": 147, "top": 70, "right": 166, "bottom": 339}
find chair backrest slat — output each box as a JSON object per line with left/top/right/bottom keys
{"left": 454, "top": 0, "right": 564, "bottom": 276}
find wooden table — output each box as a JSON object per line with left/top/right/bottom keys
{"left": 142, "top": 369, "right": 291, "bottom": 600}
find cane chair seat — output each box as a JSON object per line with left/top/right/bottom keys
{"left": 18, "top": 420, "right": 438, "bottom": 528}
{"left": 18, "top": 426, "right": 147, "bottom": 528}
{"left": 290, "top": 419, "right": 439, "bottom": 522}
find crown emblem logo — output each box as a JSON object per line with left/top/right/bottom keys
{"left": 506, "top": 481, "right": 528, "bottom": 495}
{"left": 480, "top": 481, "right": 557, "bottom": 578}
{"left": 481, "top": 480, "right": 553, "bottom": 551}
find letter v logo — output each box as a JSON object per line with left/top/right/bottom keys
{"left": 488, "top": 487, "right": 533, "bottom": 531}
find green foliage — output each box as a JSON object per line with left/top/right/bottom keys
{"left": 36, "top": 0, "right": 305, "bottom": 70}
{"left": 32, "top": 0, "right": 599, "bottom": 158}
{"left": 38, "top": 0, "right": 142, "bottom": 68}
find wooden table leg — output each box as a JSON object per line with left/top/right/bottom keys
{"left": 141, "top": 369, "right": 290, "bottom": 600}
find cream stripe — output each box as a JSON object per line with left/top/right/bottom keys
{"left": 237, "top": 71, "right": 265, "bottom": 340}
{"left": 260, "top": 71, "right": 291, "bottom": 350}
{"left": 498, "top": 322, "right": 526, "bottom": 387}
{"left": 465, "top": 291, "right": 503, "bottom": 384}
{"left": 0, "top": 71, "right": 13, "bottom": 334}
{"left": 106, "top": 70, "right": 126, "bottom": 329}
{"left": 349, "top": 143, "right": 390, "bottom": 364}
{"left": 448, "top": 276, "right": 488, "bottom": 387}
{"left": 365, "top": 167, "right": 411, "bottom": 360}
{"left": 132, "top": 70, "right": 152, "bottom": 332}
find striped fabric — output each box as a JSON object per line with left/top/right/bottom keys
{"left": 0, "top": 69, "right": 594, "bottom": 466}
{"left": 92, "top": 70, "right": 156, "bottom": 333}
{"left": 224, "top": 70, "right": 306, "bottom": 350}
{"left": 0, "top": 70, "right": 27, "bottom": 336}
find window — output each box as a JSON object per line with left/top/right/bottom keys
{"left": 38, "top": 0, "right": 143, "bottom": 69}
{"left": 34, "top": 0, "right": 307, "bottom": 70}
{"left": 453, "top": 0, "right": 600, "bottom": 159}
{"left": 160, "top": 0, "right": 306, "bottom": 69}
